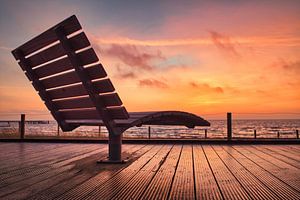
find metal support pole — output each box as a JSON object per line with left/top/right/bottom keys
{"left": 20, "top": 114, "right": 25, "bottom": 139}
{"left": 296, "top": 130, "right": 299, "bottom": 139}
{"left": 108, "top": 133, "right": 122, "bottom": 161}
{"left": 148, "top": 126, "right": 151, "bottom": 139}
{"left": 99, "top": 126, "right": 101, "bottom": 138}
{"left": 277, "top": 131, "right": 280, "bottom": 139}
{"left": 227, "top": 112, "right": 232, "bottom": 141}
{"left": 254, "top": 129, "right": 257, "bottom": 139}
{"left": 205, "top": 129, "right": 207, "bottom": 139}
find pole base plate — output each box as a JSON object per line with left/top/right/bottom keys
{"left": 96, "top": 158, "right": 128, "bottom": 164}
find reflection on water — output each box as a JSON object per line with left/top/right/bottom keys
{"left": 0, "top": 119, "right": 299, "bottom": 139}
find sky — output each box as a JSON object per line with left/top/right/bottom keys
{"left": 0, "top": 0, "right": 300, "bottom": 120}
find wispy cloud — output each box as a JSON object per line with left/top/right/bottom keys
{"left": 91, "top": 35, "right": 300, "bottom": 47}
{"left": 139, "top": 79, "right": 168, "bottom": 89}
{"left": 95, "top": 43, "right": 165, "bottom": 71}
{"left": 276, "top": 59, "right": 300, "bottom": 73}
{"left": 189, "top": 81, "right": 224, "bottom": 94}
{"left": 0, "top": 46, "right": 12, "bottom": 51}
{"left": 117, "top": 71, "right": 136, "bottom": 79}
{"left": 209, "top": 31, "right": 241, "bottom": 58}
{"left": 113, "top": 64, "right": 137, "bottom": 79}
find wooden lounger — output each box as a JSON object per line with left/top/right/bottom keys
{"left": 12, "top": 15, "right": 210, "bottom": 162}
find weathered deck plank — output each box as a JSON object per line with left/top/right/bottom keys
{"left": 266, "top": 145, "right": 300, "bottom": 160}
{"left": 213, "top": 145, "right": 280, "bottom": 199}
{"left": 112, "top": 145, "right": 173, "bottom": 199}
{"left": 83, "top": 145, "right": 162, "bottom": 200}
{"left": 0, "top": 144, "right": 101, "bottom": 182}
{"left": 228, "top": 146, "right": 300, "bottom": 199}
{"left": 234, "top": 145, "right": 300, "bottom": 191}
{"left": 0, "top": 143, "right": 299, "bottom": 200}
{"left": 0, "top": 143, "right": 97, "bottom": 173}
{"left": 169, "top": 145, "right": 195, "bottom": 199}
{"left": 55, "top": 144, "right": 150, "bottom": 200}
{"left": 193, "top": 145, "right": 222, "bottom": 200}
{"left": 202, "top": 145, "right": 251, "bottom": 200}
{"left": 27, "top": 144, "right": 142, "bottom": 200}
{"left": 140, "top": 145, "right": 182, "bottom": 200}
{"left": 252, "top": 145, "right": 300, "bottom": 169}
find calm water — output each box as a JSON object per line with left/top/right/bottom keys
{"left": 0, "top": 119, "right": 299, "bottom": 139}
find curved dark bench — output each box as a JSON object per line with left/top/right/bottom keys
{"left": 12, "top": 15, "right": 210, "bottom": 163}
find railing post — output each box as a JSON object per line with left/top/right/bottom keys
{"left": 20, "top": 114, "right": 25, "bottom": 139}
{"left": 99, "top": 126, "right": 101, "bottom": 138}
{"left": 148, "top": 126, "right": 151, "bottom": 139}
{"left": 254, "top": 129, "right": 257, "bottom": 139}
{"left": 296, "top": 130, "right": 299, "bottom": 139}
{"left": 227, "top": 112, "right": 232, "bottom": 141}
{"left": 204, "top": 129, "right": 207, "bottom": 139}
{"left": 277, "top": 131, "right": 280, "bottom": 139}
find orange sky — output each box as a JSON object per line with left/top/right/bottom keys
{"left": 0, "top": 0, "right": 299, "bottom": 120}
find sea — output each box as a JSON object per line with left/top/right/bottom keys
{"left": 0, "top": 119, "right": 299, "bottom": 139}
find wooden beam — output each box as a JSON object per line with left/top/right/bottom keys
{"left": 54, "top": 27, "right": 119, "bottom": 134}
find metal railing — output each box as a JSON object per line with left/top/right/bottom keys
{"left": 0, "top": 113, "right": 299, "bottom": 140}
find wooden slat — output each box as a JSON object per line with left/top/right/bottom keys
{"left": 41, "top": 66, "right": 109, "bottom": 89}
{"left": 60, "top": 106, "right": 128, "bottom": 120}
{"left": 76, "top": 48, "right": 98, "bottom": 66}
{"left": 32, "top": 36, "right": 99, "bottom": 79}
{"left": 47, "top": 84, "right": 87, "bottom": 99}
{"left": 60, "top": 109, "right": 101, "bottom": 120}
{"left": 107, "top": 106, "right": 129, "bottom": 119}
{"left": 54, "top": 96, "right": 94, "bottom": 109}
{"left": 99, "top": 93, "right": 122, "bottom": 107}
{"left": 34, "top": 57, "right": 72, "bottom": 78}
{"left": 12, "top": 15, "right": 81, "bottom": 60}
{"left": 21, "top": 44, "right": 65, "bottom": 69}
{"left": 54, "top": 93, "right": 122, "bottom": 109}
{"left": 20, "top": 32, "right": 90, "bottom": 69}
{"left": 93, "top": 79, "right": 115, "bottom": 93}
{"left": 47, "top": 79, "right": 115, "bottom": 99}
{"left": 68, "top": 32, "right": 90, "bottom": 52}
{"left": 84, "top": 63, "right": 107, "bottom": 79}
{"left": 41, "top": 71, "right": 80, "bottom": 89}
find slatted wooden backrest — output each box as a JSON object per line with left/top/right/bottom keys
{"left": 12, "top": 15, "right": 129, "bottom": 131}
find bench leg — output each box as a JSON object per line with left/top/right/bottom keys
{"left": 109, "top": 133, "right": 122, "bottom": 161}
{"left": 97, "top": 133, "right": 126, "bottom": 164}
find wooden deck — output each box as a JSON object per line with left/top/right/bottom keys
{"left": 0, "top": 142, "right": 299, "bottom": 199}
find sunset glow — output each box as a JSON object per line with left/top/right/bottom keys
{"left": 0, "top": 0, "right": 299, "bottom": 119}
